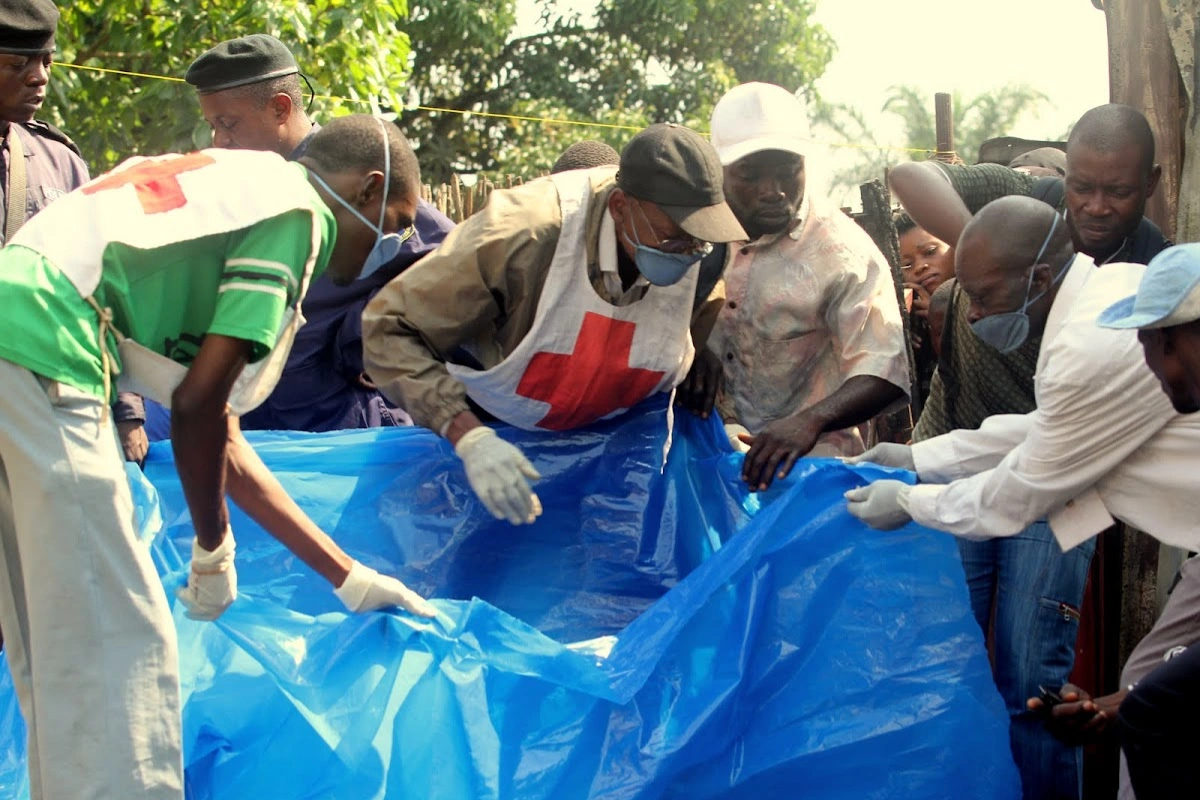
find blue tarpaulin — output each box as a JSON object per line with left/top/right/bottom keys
{"left": 0, "top": 401, "right": 1020, "bottom": 798}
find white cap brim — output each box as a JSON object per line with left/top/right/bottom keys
{"left": 715, "top": 134, "right": 810, "bottom": 166}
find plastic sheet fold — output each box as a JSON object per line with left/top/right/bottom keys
{"left": 0, "top": 400, "right": 1019, "bottom": 798}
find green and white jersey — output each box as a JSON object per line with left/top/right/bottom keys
{"left": 0, "top": 150, "right": 336, "bottom": 400}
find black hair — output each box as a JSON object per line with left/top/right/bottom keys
{"left": 1067, "top": 103, "right": 1157, "bottom": 177}
{"left": 303, "top": 115, "right": 421, "bottom": 201}
{"left": 234, "top": 73, "right": 304, "bottom": 111}
{"left": 962, "top": 195, "right": 1073, "bottom": 275}
{"left": 551, "top": 140, "right": 621, "bottom": 174}
{"left": 893, "top": 210, "right": 917, "bottom": 236}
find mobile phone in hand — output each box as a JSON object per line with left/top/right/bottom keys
{"left": 1037, "top": 685, "right": 1064, "bottom": 711}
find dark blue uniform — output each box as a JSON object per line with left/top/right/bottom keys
{"left": 0, "top": 120, "right": 87, "bottom": 229}
{"left": 143, "top": 124, "right": 455, "bottom": 437}
{"left": 238, "top": 200, "right": 455, "bottom": 432}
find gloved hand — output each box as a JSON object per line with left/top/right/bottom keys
{"left": 454, "top": 426, "right": 543, "bottom": 525}
{"left": 177, "top": 529, "right": 237, "bottom": 621}
{"left": 334, "top": 560, "right": 437, "bottom": 617}
{"left": 724, "top": 422, "right": 751, "bottom": 453}
{"left": 844, "top": 480, "right": 913, "bottom": 530}
{"left": 842, "top": 442, "right": 915, "bottom": 471}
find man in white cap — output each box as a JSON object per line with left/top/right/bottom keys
{"left": 694, "top": 81, "right": 908, "bottom": 490}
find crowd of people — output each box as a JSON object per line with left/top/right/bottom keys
{"left": 0, "top": 1, "right": 1194, "bottom": 798}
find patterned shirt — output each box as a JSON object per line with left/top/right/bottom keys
{"left": 914, "top": 164, "right": 1171, "bottom": 440}
{"left": 709, "top": 193, "right": 910, "bottom": 456}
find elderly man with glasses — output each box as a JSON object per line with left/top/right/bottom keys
{"left": 363, "top": 123, "right": 746, "bottom": 526}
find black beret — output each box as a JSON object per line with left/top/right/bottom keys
{"left": 0, "top": 0, "right": 58, "bottom": 56}
{"left": 185, "top": 34, "right": 299, "bottom": 94}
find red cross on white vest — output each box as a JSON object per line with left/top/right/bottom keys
{"left": 516, "top": 311, "right": 667, "bottom": 430}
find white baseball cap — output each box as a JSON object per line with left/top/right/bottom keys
{"left": 710, "top": 82, "right": 811, "bottom": 166}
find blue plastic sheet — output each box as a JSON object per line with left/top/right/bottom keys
{"left": 0, "top": 401, "right": 1020, "bottom": 799}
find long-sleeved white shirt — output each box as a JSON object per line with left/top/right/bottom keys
{"left": 907, "top": 255, "right": 1200, "bottom": 552}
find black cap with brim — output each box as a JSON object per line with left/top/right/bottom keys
{"left": 185, "top": 34, "right": 299, "bottom": 94}
{"left": 661, "top": 202, "right": 747, "bottom": 244}
{"left": 0, "top": 0, "right": 58, "bottom": 55}
{"left": 618, "top": 122, "right": 748, "bottom": 244}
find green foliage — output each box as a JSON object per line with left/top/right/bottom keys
{"left": 47, "top": 0, "right": 411, "bottom": 172}
{"left": 814, "top": 83, "right": 1051, "bottom": 200}
{"left": 43, "top": 1, "right": 833, "bottom": 184}
{"left": 402, "top": 0, "right": 835, "bottom": 182}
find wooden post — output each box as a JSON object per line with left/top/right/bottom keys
{"left": 1101, "top": 0, "right": 1187, "bottom": 667}
{"left": 1161, "top": 0, "right": 1200, "bottom": 240}
{"left": 934, "top": 92, "right": 955, "bottom": 162}
{"left": 857, "top": 178, "right": 919, "bottom": 436}
{"left": 1103, "top": 0, "right": 1186, "bottom": 239}
{"left": 451, "top": 174, "right": 464, "bottom": 222}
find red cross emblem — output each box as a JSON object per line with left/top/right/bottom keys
{"left": 82, "top": 153, "right": 216, "bottom": 215}
{"left": 516, "top": 312, "right": 666, "bottom": 431}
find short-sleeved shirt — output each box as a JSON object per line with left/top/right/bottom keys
{"left": 709, "top": 193, "right": 910, "bottom": 455}
{"left": 0, "top": 157, "right": 335, "bottom": 401}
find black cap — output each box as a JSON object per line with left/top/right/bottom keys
{"left": 618, "top": 123, "right": 747, "bottom": 243}
{"left": 185, "top": 34, "right": 299, "bottom": 94}
{"left": 0, "top": 0, "right": 58, "bottom": 55}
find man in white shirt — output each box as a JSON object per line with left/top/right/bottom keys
{"left": 692, "top": 82, "right": 909, "bottom": 490}
{"left": 845, "top": 198, "right": 1200, "bottom": 796}
{"left": 844, "top": 197, "right": 1200, "bottom": 550}
{"left": 1092, "top": 244, "right": 1200, "bottom": 800}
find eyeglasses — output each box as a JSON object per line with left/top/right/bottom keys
{"left": 632, "top": 199, "right": 709, "bottom": 255}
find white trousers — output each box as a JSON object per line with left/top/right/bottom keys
{"left": 0, "top": 359, "right": 182, "bottom": 798}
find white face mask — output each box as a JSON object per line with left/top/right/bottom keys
{"left": 309, "top": 116, "right": 412, "bottom": 281}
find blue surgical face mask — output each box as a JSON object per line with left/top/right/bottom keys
{"left": 310, "top": 117, "right": 413, "bottom": 281}
{"left": 623, "top": 201, "right": 709, "bottom": 286}
{"left": 970, "top": 213, "right": 1068, "bottom": 353}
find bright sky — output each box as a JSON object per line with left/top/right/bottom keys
{"left": 811, "top": 0, "right": 1110, "bottom": 146}
{"left": 514, "top": 0, "right": 1112, "bottom": 197}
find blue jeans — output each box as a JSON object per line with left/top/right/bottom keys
{"left": 958, "top": 522, "right": 1096, "bottom": 800}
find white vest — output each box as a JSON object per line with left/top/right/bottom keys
{"left": 447, "top": 170, "right": 697, "bottom": 431}
{"left": 13, "top": 150, "right": 322, "bottom": 414}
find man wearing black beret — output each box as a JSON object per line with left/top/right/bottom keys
{"left": 185, "top": 33, "right": 318, "bottom": 158}
{"left": 181, "top": 34, "right": 455, "bottom": 434}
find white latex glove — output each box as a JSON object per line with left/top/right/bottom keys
{"left": 724, "top": 423, "right": 751, "bottom": 453}
{"left": 842, "top": 442, "right": 915, "bottom": 471}
{"left": 177, "top": 529, "right": 237, "bottom": 621}
{"left": 844, "top": 480, "right": 914, "bottom": 530}
{"left": 454, "top": 426, "right": 543, "bottom": 525}
{"left": 334, "top": 560, "right": 437, "bottom": 617}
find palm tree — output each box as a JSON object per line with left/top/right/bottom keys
{"left": 814, "top": 83, "right": 1051, "bottom": 201}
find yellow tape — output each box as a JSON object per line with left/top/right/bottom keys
{"left": 58, "top": 62, "right": 935, "bottom": 155}
{"left": 62, "top": 62, "right": 188, "bottom": 83}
